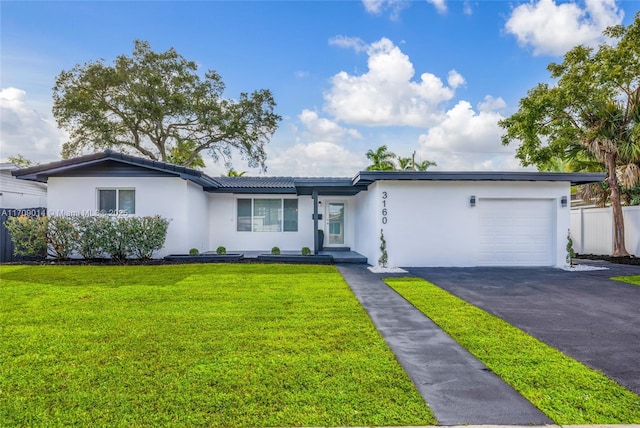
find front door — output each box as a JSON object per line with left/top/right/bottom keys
{"left": 326, "top": 202, "right": 345, "bottom": 246}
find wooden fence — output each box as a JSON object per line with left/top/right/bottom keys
{"left": 570, "top": 206, "right": 640, "bottom": 257}
{"left": 0, "top": 207, "right": 47, "bottom": 262}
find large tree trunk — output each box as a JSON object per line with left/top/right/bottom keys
{"left": 605, "top": 152, "right": 630, "bottom": 257}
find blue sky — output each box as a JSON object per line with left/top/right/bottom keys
{"left": 1, "top": 0, "right": 638, "bottom": 176}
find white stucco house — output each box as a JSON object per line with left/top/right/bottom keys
{"left": 12, "top": 150, "right": 605, "bottom": 267}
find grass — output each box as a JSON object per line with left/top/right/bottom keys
{"left": 0, "top": 264, "right": 435, "bottom": 427}
{"left": 611, "top": 275, "right": 640, "bottom": 286}
{"left": 384, "top": 277, "right": 640, "bottom": 425}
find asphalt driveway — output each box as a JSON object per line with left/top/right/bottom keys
{"left": 408, "top": 260, "right": 640, "bottom": 395}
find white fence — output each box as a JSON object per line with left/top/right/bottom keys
{"left": 570, "top": 206, "right": 640, "bottom": 256}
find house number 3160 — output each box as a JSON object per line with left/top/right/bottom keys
{"left": 382, "top": 191, "right": 388, "bottom": 224}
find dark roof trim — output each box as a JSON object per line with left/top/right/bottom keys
{"left": 206, "top": 187, "right": 298, "bottom": 195}
{"left": 12, "top": 151, "right": 605, "bottom": 194}
{"left": 293, "top": 178, "right": 367, "bottom": 196}
{"left": 12, "top": 150, "right": 220, "bottom": 189}
{"left": 353, "top": 171, "right": 606, "bottom": 186}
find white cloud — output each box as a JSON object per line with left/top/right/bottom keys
{"left": 324, "top": 38, "right": 462, "bottom": 127}
{"left": 0, "top": 87, "right": 65, "bottom": 163}
{"left": 463, "top": 1, "right": 473, "bottom": 16}
{"left": 363, "top": 0, "right": 446, "bottom": 16}
{"left": 329, "top": 36, "right": 368, "bottom": 53}
{"left": 447, "top": 70, "right": 465, "bottom": 89}
{"left": 478, "top": 95, "right": 506, "bottom": 112}
{"left": 427, "top": 0, "right": 447, "bottom": 14}
{"left": 298, "top": 110, "right": 361, "bottom": 142}
{"left": 505, "top": 0, "right": 624, "bottom": 56}
{"left": 266, "top": 142, "right": 366, "bottom": 176}
{"left": 417, "top": 100, "right": 528, "bottom": 171}
{"left": 362, "top": 0, "right": 384, "bottom": 14}
{"left": 361, "top": 0, "right": 408, "bottom": 19}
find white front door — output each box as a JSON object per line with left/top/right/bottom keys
{"left": 326, "top": 202, "right": 345, "bottom": 246}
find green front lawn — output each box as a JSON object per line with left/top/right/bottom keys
{"left": 385, "top": 277, "right": 640, "bottom": 425}
{"left": 611, "top": 275, "right": 640, "bottom": 286}
{"left": 0, "top": 264, "right": 435, "bottom": 427}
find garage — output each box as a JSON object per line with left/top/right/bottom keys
{"left": 478, "top": 198, "right": 554, "bottom": 266}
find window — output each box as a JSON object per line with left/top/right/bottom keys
{"left": 98, "top": 189, "right": 135, "bottom": 214}
{"left": 237, "top": 198, "right": 298, "bottom": 232}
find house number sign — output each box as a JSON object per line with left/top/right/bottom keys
{"left": 381, "top": 191, "right": 388, "bottom": 224}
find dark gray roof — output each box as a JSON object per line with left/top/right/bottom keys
{"left": 12, "top": 151, "right": 606, "bottom": 195}
{"left": 212, "top": 177, "right": 297, "bottom": 194}
{"left": 294, "top": 178, "right": 368, "bottom": 196}
{"left": 12, "top": 150, "right": 219, "bottom": 189}
{"left": 353, "top": 171, "right": 606, "bottom": 186}
{"left": 212, "top": 177, "right": 367, "bottom": 195}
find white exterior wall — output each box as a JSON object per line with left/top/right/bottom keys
{"left": 208, "top": 194, "right": 315, "bottom": 252}
{"left": 185, "top": 181, "right": 210, "bottom": 254}
{"left": 570, "top": 206, "right": 640, "bottom": 256}
{"left": 47, "top": 176, "right": 207, "bottom": 257}
{"left": 354, "top": 180, "right": 569, "bottom": 267}
{"left": 0, "top": 169, "right": 47, "bottom": 208}
{"left": 353, "top": 184, "right": 380, "bottom": 265}
{"left": 208, "top": 194, "right": 356, "bottom": 252}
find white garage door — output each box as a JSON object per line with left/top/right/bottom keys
{"left": 478, "top": 198, "right": 554, "bottom": 266}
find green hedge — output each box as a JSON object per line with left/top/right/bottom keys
{"left": 5, "top": 215, "right": 170, "bottom": 261}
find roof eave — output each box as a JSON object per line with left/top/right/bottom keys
{"left": 353, "top": 171, "right": 606, "bottom": 186}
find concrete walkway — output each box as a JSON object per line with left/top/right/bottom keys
{"left": 337, "top": 264, "right": 552, "bottom": 425}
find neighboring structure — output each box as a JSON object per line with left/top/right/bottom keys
{"left": 1, "top": 163, "right": 48, "bottom": 262}
{"left": 0, "top": 163, "right": 47, "bottom": 208}
{"left": 571, "top": 206, "right": 640, "bottom": 257}
{"left": 12, "top": 150, "right": 605, "bottom": 267}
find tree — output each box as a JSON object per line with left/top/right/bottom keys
{"left": 415, "top": 159, "right": 437, "bottom": 171}
{"left": 53, "top": 40, "right": 281, "bottom": 170}
{"left": 366, "top": 145, "right": 397, "bottom": 171}
{"left": 397, "top": 156, "right": 414, "bottom": 171}
{"left": 7, "top": 154, "right": 36, "bottom": 168}
{"left": 391, "top": 150, "right": 436, "bottom": 171}
{"left": 222, "top": 168, "right": 246, "bottom": 177}
{"left": 500, "top": 13, "right": 640, "bottom": 257}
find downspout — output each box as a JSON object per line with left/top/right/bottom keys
{"left": 313, "top": 189, "right": 318, "bottom": 255}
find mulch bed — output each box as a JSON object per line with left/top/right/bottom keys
{"left": 575, "top": 254, "right": 640, "bottom": 265}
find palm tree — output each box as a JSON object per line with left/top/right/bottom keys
{"left": 415, "top": 160, "right": 437, "bottom": 171}
{"left": 398, "top": 156, "right": 414, "bottom": 171}
{"left": 365, "top": 145, "right": 397, "bottom": 171}
{"left": 222, "top": 168, "right": 247, "bottom": 177}
{"left": 397, "top": 151, "right": 437, "bottom": 171}
{"left": 412, "top": 151, "right": 437, "bottom": 171}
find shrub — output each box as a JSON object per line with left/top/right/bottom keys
{"left": 216, "top": 246, "right": 227, "bottom": 255}
{"left": 4, "top": 215, "right": 47, "bottom": 257}
{"left": 189, "top": 248, "right": 200, "bottom": 256}
{"left": 301, "top": 246, "right": 311, "bottom": 256}
{"left": 127, "top": 216, "right": 171, "bottom": 260}
{"left": 75, "top": 215, "right": 106, "bottom": 259}
{"left": 378, "top": 228, "right": 388, "bottom": 268}
{"left": 271, "top": 246, "right": 281, "bottom": 255}
{"left": 566, "top": 229, "right": 576, "bottom": 266}
{"left": 46, "top": 215, "right": 78, "bottom": 260}
{"left": 98, "top": 216, "right": 132, "bottom": 261}
{"left": 6, "top": 214, "right": 171, "bottom": 262}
